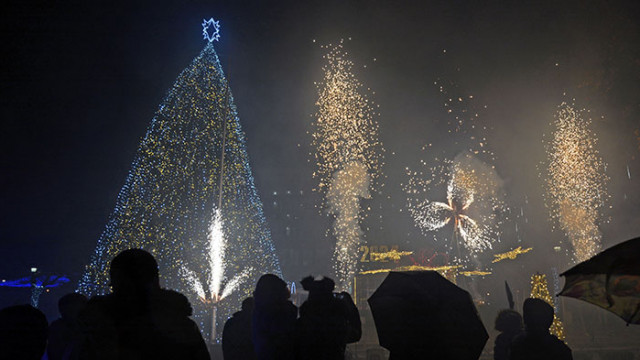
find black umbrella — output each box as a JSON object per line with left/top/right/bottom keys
{"left": 367, "top": 271, "right": 488, "bottom": 360}
{"left": 559, "top": 236, "right": 640, "bottom": 325}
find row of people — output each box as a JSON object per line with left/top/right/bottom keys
{"left": 1, "top": 249, "right": 360, "bottom": 360}
{"left": 230, "top": 274, "right": 361, "bottom": 360}
{"left": 1, "top": 247, "right": 571, "bottom": 360}
{"left": 493, "top": 299, "right": 572, "bottom": 360}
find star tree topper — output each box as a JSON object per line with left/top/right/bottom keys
{"left": 202, "top": 18, "right": 221, "bottom": 42}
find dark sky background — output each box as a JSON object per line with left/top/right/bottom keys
{"left": 1, "top": 0, "right": 640, "bottom": 324}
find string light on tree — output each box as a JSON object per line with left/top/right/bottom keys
{"left": 530, "top": 273, "right": 566, "bottom": 341}
{"left": 311, "top": 40, "right": 384, "bottom": 290}
{"left": 79, "top": 19, "right": 281, "bottom": 341}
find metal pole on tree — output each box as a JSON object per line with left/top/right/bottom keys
{"left": 210, "top": 75, "right": 230, "bottom": 344}
{"left": 211, "top": 300, "right": 219, "bottom": 342}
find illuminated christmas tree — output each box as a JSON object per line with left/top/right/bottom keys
{"left": 530, "top": 273, "right": 566, "bottom": 341}
{"left": 78, "top": 19, "right": 281, "bottom": 340}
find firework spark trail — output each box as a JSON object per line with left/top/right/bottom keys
{"left": 312, "top": 43, "right": 383, "bottom": 191}
{"left": 181, "top": 209, "right": 250, "bottom": 303}
{"left": 208, "top": 209, "right": 225, "bottom": 300}
{"left": 405, "top": 152, "right": 505, "bottom": 259}
{"left": 544, "top": 103, "right": 609, "bottom": 261}
{"left": 627, "top": 165, "right": 631, "bottom": 180}
{"left": 181, "top": 266, "right": 206, "bottom": 301}
{"left": 312, "top": 41, "right": 383, "bottom": 290}
{"left": 220, "top": 267, "right": 253, "bottom": 300}
{"left": 327, "top": 161, "right": 371, "bottom": 289}
{"left": 404, "top": 74, "right": 506, "bottom": 264}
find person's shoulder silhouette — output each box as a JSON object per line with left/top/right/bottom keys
{"left": 0, "top": 304, "right": 48, "bottom": 360}
{"left": 223, "top": 297, "right": 256, "bottom": 360}
{"left": 78, "top": 248, "right": 210, "bottom": 360}
{"left": 252, "top": 274, "right": 297, "bottom": 360}
{"left": 48, "top": 292, "right": 88, "bottom": 360}
{"left": 295, "top": 276, "right": 360, "bottom": 360}
{"left": 509, "top": 298, "right": 571, "bottom": 360}
{"left": 493, "top": 309, "right": 522, "bottom": 360}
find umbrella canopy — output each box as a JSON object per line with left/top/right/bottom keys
{"left": 367, "top": 271, "right": 488, "bottom": 360}
{"left": 559, "top": 236, "right": 640, "bottom": 325}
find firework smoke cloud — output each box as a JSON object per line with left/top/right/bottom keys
{"left": 544, "top": 102, "right": 609, "bottom": 262}
{"left": 311, "top": 41, "right": 384, "bottom": 290}
{"left": 327, "top": 161, "right": 371, "bottom": 288}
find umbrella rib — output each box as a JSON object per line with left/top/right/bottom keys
{"left": 628, "top": 303, "right": 640, "bottom": 326}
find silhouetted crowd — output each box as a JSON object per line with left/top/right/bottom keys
{"left": 0, "top": 248, "right": 572, "bottom": 360}
{"left": 493, "top": 299, "right": 572, "bottom": 360}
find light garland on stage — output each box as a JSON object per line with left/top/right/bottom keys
{"left": 359, "top": 265, "right": 491, "bottom": 278}
{"left": 491, "top": 246, "right": 533, "bottom": 263}
{"left": 369, "top": 249, "right": 413, "bottom": 262}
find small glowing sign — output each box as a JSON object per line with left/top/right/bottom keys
{"left": 202, "top": 18, "right": 220, "bottom": 42}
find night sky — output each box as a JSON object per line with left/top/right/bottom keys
{"left": 2, "top": 0, "right": 640, "bottom": 320}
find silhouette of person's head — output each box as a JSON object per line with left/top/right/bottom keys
{"left": 494, "top": 309, "right": 523, "bottom": 333}
{"left": 300, "top": 276, "right": 335, "bottom": 302}
{"left": 522, "top": 298, "right": 554, "bottom": 331}
{"left": 109, "top": 249, "right": 160, "bottom": 295}
{"left": 58, "top": 293, "right": 88, "bottom": 321}
{"left": 253, "top": 274, "right": 289, "bottom": 307}
{"left": 241, "top": 297, "right": 255, "bottom": 313}
{"left": 0, "top": 304, "right": 48, "bottom": 360}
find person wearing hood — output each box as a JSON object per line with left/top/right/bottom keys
{"left": 252, "top": 274, "right": 297, "bottom": 360}
{"left": 77, "top": 249, "right": 210, "bottom": 360}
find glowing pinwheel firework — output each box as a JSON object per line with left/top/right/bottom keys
{"left": 405, "top": 152, "right": 505, "bottom": 260}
